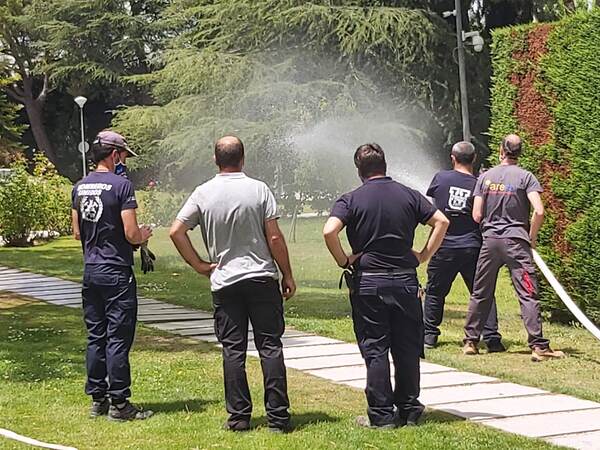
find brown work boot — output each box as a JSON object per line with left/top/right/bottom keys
{"left": 531, "top": 346, "right": 566, "bottom": 362}
{"left": 462, "top": 341, "right": 479, "bottom": 356}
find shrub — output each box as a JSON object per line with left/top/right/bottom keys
{"left": 137, "top": 187, "right": 188, "bottom": 227}
{"left": 489, "top": 11, "right": 600, "bottom": 322}
{"left": 0, "top": 155, "right": 72, "bottom": 246}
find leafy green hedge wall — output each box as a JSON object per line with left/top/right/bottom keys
{"left": 489, "top": 11, "right": 600, "bottom": 322}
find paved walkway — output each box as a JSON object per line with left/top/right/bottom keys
{"left": 1, "top": 265, "right": 599, "bottom": 449}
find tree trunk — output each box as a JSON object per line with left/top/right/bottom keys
{"left": 6, "top": 74, "right": 58, "bottom": 167}
{"left": 24, "top": 99, "right": 58, "bottom": 166}
{"left": 289, "top": 206, "right": 298, "bottom": 244}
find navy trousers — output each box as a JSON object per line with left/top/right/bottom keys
{"left": 82, "top": 264, "right": 137, "bottom": 401}
{"left": 350, "top": 272, "right": 424, "bottom": 426}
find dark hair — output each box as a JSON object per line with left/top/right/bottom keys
{"left": 90, "top": 142, "right": 117, "bottom": 163}
{"left": 451, "top": 141, "right": 476, "bottom": 165}
{"left": 354, "top": 143, "right": 386, "bottom": 178}
{"left": 215, "top": 136, "right": 244, "bottom": 168}
{"left": 502, "top": 135, "right": 522, "bottom": 159}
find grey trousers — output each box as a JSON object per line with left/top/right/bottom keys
{"left": 464, "top": 237, "right": 550, "bottom": 349}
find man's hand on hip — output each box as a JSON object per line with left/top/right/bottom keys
{"left": 281, "top": 275, "right": 296, "bottom": 300}
{"left": 197, "top": 262, "right": 217, "bottom": 278}
{"left": 347, "top": 253, "right": 362, "bottom": 268}
{"left": 412, "top": 249, "right": 426, "bottom": 264}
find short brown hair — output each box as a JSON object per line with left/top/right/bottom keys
{"left": 215, "top": 136, "right": 244, "bottom": 168}
{"left": 354, "top": 143, "right": 387, "bottom": 178}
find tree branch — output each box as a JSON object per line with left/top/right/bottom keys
{"left": 37, "top": 73, "right": 49, "bottom": 104}
{"left": 12, "top": 83, "right": 25, "bottom": 97}
{"left": 4, "top": 86, "right": 25, "bottom": 103}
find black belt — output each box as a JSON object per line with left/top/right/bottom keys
{"left": 338, "top": 267, "right": 416, "bottom": 289}
{"left": 356, "top": 268, "right": 416, "bottom": 276}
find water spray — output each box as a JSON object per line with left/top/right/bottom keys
{"left": 532, "top": 249, "right": 600, "bottom": 342}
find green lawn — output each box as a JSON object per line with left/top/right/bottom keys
{"left": 0, "top": 295, "right": 561, "bottom": 450}
{"left": 1, "top": 217, "right": 599, "bottom": 406}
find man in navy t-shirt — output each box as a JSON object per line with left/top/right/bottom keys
{"left": 71, "top": 130, "right": 153, "bottom": 421}
{"left": 424, "top": 141, "right": 504, "bottom": 352}
{"left": 324, "top": 143, "right": 449, "bottom": 428}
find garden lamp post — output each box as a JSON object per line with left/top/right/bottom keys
{"left": 443, "top": 1, "right": 485, "bottom": 142}
{"left": 74, "top": 96, "right": 88, "bottom": 177}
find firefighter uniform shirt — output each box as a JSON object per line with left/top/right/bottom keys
{"left": 72, "top": 171, "right": 138, "bottom": 266}
{"left": 330, "top": 177, "right": 436, "bottom": 270}
{"left": 426, "top": 169, "right": 481, "bottom": 249}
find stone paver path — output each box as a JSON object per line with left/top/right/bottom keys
{"left": 1, "top": 265, "right": 599, "bottom": 449}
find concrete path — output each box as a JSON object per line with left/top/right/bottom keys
{"left": 1, "top": 265, "right": 598, "bottom": 449}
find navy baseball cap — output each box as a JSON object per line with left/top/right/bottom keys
{"left": 92, "top": 130, "right": 138, "bottom": 157}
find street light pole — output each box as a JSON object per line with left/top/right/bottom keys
{"left": 79, "top": 106, "right": 86, "bottom": 177}
{"left": 454, "top": 0, "right": 471, "bottom": 142}
{"left": 74, "top": 96, "right": 88, "bottom": 178}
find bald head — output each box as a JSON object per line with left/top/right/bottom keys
{"left": 501, "top": 134, "right": 522, "bottom": 159}
{"left": 215, "top": 135, "right": 244, "bottom": 169}
{"left": 451, "top": 141, "right": 476, "bottom": 166}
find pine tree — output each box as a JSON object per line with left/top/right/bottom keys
{"left": 0, "top": 0, "right": 167, "bottom": 171}
{"left": 0, "top": 74, "right": 24, "bottom": 165}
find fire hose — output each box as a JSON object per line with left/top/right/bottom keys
{"left": 532, "top": 249, "right": 600, "bottom": 342}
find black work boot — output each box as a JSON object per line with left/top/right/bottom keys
{"left": 424, "top": 335, "right": 438, "bottom": 349}
{"left": 486, "top": 339, "right": 507, "bottom": 353}
{"left": 268, "top": 421, "right": 292, "bottom": 433}
{"left": 355, "top": 415, "right": 401, "bottom": 429}
{"left": 223, "top": 420, "right": 251, "bottom": 432}
{"left": 90, "top": 397, "right": 110, "bottom": 418}
{"left": 108, "top": 400, "right": 154, "bottom": 422}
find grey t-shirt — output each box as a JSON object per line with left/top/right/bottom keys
{"left": 176, "top": 172, "right": 279, "bottom": 291}
{"left": 474, "top": 164, "right": 543, "bottom": 242}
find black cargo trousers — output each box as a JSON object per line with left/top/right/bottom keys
{"left": 424, "top": 247, "right": 502, "bottom": 344}
{"left": 212, "top": 277, "right": 290, "bottom": 429}
{"left": 349, "top": 270, "right": 425, "bottom": 426}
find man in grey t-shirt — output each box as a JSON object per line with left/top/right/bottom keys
{"left": 463, "top": 134, "right": 564, "bottom": 362}
{"left": 169, "top": 136, "right": 295, "bottom": 431}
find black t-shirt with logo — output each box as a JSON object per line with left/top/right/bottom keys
{"left": 426, "top": 169, "right": 482, "bottom": 249}
{"left": 71, "top": 171, "right": 138, "bottom": 266}
{"left": 330, "top": 177, "right": 437, "bottom": 270}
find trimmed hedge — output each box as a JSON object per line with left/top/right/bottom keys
{"left": 489, "top": 11, "right": 600, "bottom": 322}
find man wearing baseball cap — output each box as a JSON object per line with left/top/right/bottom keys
{"left": 72, "top": 129, "right": 153, "bottom": 420}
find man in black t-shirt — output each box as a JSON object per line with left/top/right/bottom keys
{"left": 424, "top": 142, "right": 504, "bottom": 352}
{"left": 323, "top": 143, "right": 449, "bottom": 428}
{"left": 72, "top": 130, "right": 153, "bottom": 421}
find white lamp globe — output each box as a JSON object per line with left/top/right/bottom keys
{"left": 74, "top": 96, "right": 87, "bottom": 108}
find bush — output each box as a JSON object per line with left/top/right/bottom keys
{"left": 137, "top": 187, "right": 188, "bottom": 227}
{"left": 489, "top": 11, "right": 600, "bottom": 322}
{"left": 0, "top": 155, "right": 72, "bottom": 246}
